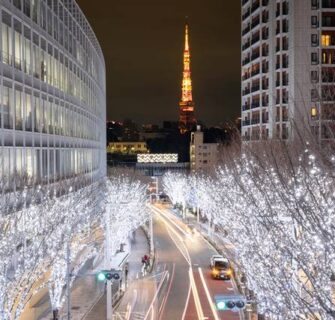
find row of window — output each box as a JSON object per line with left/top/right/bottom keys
{"left": 0, "top": 82, "right": 100, "bottom": 140}
{"left": 1, "top": 17, "right": 103, "bottom": 117}
{"left": 0, "top": 147, "right": 100, "bottom": 186}
{"left": 5, "top": 0, "right": 104, "bottom": 83}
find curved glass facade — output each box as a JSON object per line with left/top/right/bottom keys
{"left": 0, "top": 0, "right": 106, "bottom": 189}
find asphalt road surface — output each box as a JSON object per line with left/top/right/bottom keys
{"left": 116, "top": 204, "right": 242, "bottom": 320}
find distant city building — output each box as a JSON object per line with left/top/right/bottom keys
{"left": 179, "top": 22, "right": 196, "bottom": 134}
{"left": 140, "top": 124, "right": 168, "bottom": 140}
{"left": 241, "top": 0, "right": 335, "bottom": 143}
{"left": 107, "top": 142, "right": 148, "bottom": 155}
{"left": 0, "top": 0, "right": 106, "bottom": 189}
{"left": 190, "top": 126, "right": 219, "bottom": 172}
{"left": 107, "top": 121, "right": 123, "bottom": 142}
{"left": 122, "top": 119, "right": 140, "bottom": 141}
{"left": 163, "top": 121, "right": 179, "bottom": 132}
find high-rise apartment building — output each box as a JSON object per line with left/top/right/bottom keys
{"left": 0, "top": 0, "right": 106, "bottom": 190}
{"left": 241, "top": 0, "right": 335, "bottom": 142}
{"left": 190, "top": 126, "right": 219, "bottom": 172}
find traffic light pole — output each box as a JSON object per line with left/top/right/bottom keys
{"left": 106, "top": 279, "right": 112, "bottom": 320}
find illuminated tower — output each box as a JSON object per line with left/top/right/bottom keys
{"left": 179, "top": 22, "right": 196, "bottom": 134}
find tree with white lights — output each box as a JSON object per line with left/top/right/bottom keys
{"left": 163, "top": 137, "right": 335, "bottom": 319}
{"left": 0, "top": 171, "right": 148, "bottom": 320}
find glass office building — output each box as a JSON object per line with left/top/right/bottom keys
{"left": 0, "top": 0, "right": 106, "bottom": 189}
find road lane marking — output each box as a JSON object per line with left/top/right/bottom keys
{"left": 198, "top": 267, "right": 220, "bottom": 320}
{"left": 159, "top": 213, "right": 191, "bottom": 265}
{"left": 158, "top": 263, "right": 176, "bottom": 320}
{"left": 181, "top": 280, "right": 192, "bottom": 320}
{"left": 189, "top": 267, "right": 205, "bottom": 320}
{"left": 143, "top": 270, "right": 169, "bottom": 320}
{"left": 150, "top": 205, "right": 189, "bottom": 237}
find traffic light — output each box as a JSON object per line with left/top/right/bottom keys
{"left": 97, "top": 269, "right": 121, "bottom": 281}
{"left": 215, "top": 295, "right": 246, "bottom": 311}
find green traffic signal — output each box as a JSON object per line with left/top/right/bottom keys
{"left": 216, "top": 301, "right": 227, "bottom": 310}
{"left": 97, "top": 272, "right": 106, "bottom": 281}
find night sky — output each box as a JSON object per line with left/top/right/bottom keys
{"left": 77, "top": 0, "right": 241, "bottom": 126}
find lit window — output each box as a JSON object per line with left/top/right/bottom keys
{"left": 311, "top": 106, "right": 318, "bottom": 117}
{"left": 322, "top": 35, "right": 330, "bottom": 47}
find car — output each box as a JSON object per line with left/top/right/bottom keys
{"left": 210, "top": 255, "right": 232, "bottom": 280}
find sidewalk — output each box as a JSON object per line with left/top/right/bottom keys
{"left": 25, "top": 227, "right": 150, "bottom": 320}
{"left": 83, "top": 227, "right": 150, "bottom": 320}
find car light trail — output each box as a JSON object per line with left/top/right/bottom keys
{"left": 181, "top": 281, "right": 192, "bottom": 320}
{"left": 189, "top": 267, "right": 205, "bottom": 320}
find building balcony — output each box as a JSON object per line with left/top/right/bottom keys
{"left": 251, "top": 69, "right": 260, "bottom": 77}
{"left": 242, "top": 10, "right": 251, "bottom": 21}
{"left": 242, "top": 25, "right": 251, "bottom": 35}
{"left": 243, "top": 73, "right": 251, "bottom": 80}
{"left": 251, "top": 102, "right": 260, "bottom": 109}
{"left": 251, "top": 1, "right": 260, "bottom": 14}
{"left": 242, "top": 56, "right": 251, "bottom": 65}
{"left": 262, "top": 65, "right": 269, "bottom": 73}
{"left": 251, "top": 35, "right": 260, "bottom": 45}
{"left": 243, "top": 104, "right": 251, "bottom": 111}
{"left": 251, "top": 17, "right": 260, "bottom": 30}
{"left": 243, "top": 88, "right": 251, "bottom": 95}
{"left": 251, "top": 85, "right": 260, "bottom": 92}
{"left": 251, "top": 118, "right": 260, "bottom": 124}
{"left": 251, "top": 52, "right": 260, "bottom": 61}
{"left": 262, "top": 30, "right": 269, "bottom": 40}
{"left": 262, "top": 14, "right": 269, "bottom": 24}
{"left": 243, "top": 120, "right": 251, "bottom": 126}
{"left": 262, "top": 49, "right": 269, "bottom": 56}
{"left": 262, "top": 99, "right": 269, "bottom": 106}
{"left": 242, "top": 41, "right": 251, "bottom": 51}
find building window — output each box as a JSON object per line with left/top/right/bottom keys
{"left": 311, "top": 89, "right": 319, "bottom": 101}
{"left": 311, "top": 0, "right": 319, "bottom": 9}
{"left": 311, "top": 52, "right": 319, "bottom": 64}
{"left": 311, "top": 106, "right": 318, "bottom": 118}
{"left": 311, "top": 70, "right": 319, "bottom": 82}
{"left": 321, "top": 34, "right": 331, "bottom": 46}
{"left": 2, "top": 22, "right": 12, "bottom": 65}
{"left": 311, "top": 34, "right": 318, "bottom": 46}
{"left": 311, "top": 16, "right": 318, "bottom": 28}
{"left": 13, "top": 0, "right": 22, "bottom": 10}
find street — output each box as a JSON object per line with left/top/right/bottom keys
{"left": 116, "top": 204, "right": 242, "bottom": 320}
